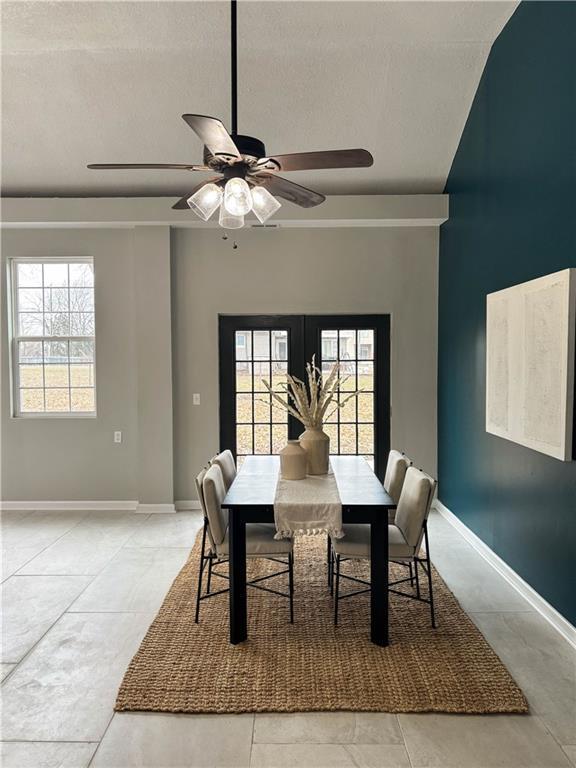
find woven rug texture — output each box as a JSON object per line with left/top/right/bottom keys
{"left": 116, "top": 533, "right": 528, "bottom": 715}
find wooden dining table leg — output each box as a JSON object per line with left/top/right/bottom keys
{"left": 229, "top": 510, "right": 247, "bottom": 644}
{"left": 370, "top": 511, "right": 389, "bottom": 647}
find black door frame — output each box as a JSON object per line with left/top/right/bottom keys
{"left": 219, "top": 314, "right": 390, "bottom": 481}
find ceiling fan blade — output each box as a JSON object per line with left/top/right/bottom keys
{"left": 87, "top": 163, "right": 210, "bottom": 171}
{"left": 181, "top": 114, "right": 241, "bottom": 160}
{"left": 172, "top": 195, "right": 195, "bottom": 210}
{"left": 255, "top": 149, "right": 373, "bottom": 172}
{"left": 251, "top": 173, "right": 325, "bottom": 208}
{"left": 172, "top": 177, "right": 222, "bottom": 210}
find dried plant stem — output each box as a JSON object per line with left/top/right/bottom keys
{"left": 261, "top": 354, "right": 363, "bottom": 432}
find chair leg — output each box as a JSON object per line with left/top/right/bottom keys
{"left": 424, "top": 523, "right": 436, "bottom": 629}
{"left": 326, "top": 535, "right": 332, "bottom": 587}
{"left": 206, "top": 555, "right": 213, "bottom": 594}
{"left": 288, "top": 552, "right": 294, "bottom": 624}
{"left": 414, "top": 556, "right": 421, "bottom": 598}
{"left": 409, "top": 561, "right": 414, "bottom": 589}
{"left": 195, "top": 520, "right": 208, "bottom": 623}
{"left": 334, "top": 554, "right": 341, "bottom": 626}
{"left": 329, "top": 545, "right": 335, "bottom": 595}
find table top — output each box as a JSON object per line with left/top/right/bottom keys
{"left": 222, "top": 455, "right": 395, "bottom": 509}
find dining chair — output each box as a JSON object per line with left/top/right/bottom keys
{"left": 384, "top": 449, "right": 412, "bottom": 505}
{"left": 195, "top": 463, "right": 294, "bottom": 623}
{"left": 383, "top": 448, "right": 413, "bottom": 580}
{"left": 210, "top": 449, "right": 237, "bottom": 492}
{"left": 326, "top": 449, "right": 411, "bottom": 585}
{"left": 329, "top": 466, "right": 437, "bottom": 628}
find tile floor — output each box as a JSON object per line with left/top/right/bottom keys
{"left": 1, "top": 508, "right": 574, "bottom": 768}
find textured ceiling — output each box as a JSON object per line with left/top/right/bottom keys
{"left": 1, "top": 0, "right": 517, "bottom": 197}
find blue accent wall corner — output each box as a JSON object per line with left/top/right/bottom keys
{"left": 439, "top": 1, "right": 576, "bottom": 624}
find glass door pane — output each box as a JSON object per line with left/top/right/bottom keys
{"left": 305, "top": 315, "right": 389, "bottom": 481}
{"left": 219, "top": 316, "right": 304, "bottom": 463}
{"left": 320, "top": 328, "right": 375, "bottom": 469}
{"left": 234, "top": 329, "right": 288, "bottom": 464}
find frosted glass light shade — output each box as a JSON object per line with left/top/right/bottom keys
{"left": 187, "top": 183, "right": 223, "bottom": 221}
{"left": 251, "top": 186, "right": 281, "bottom": 223}
{"left": 224, "top": 177, "right": 252, "bottom": 216}
{"left": 219, "top": 200, "right": 244, "bottom": 229}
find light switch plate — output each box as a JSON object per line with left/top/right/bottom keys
{"left": 114, "top": 431, "right": 122, "bottom": 443}
{"left": 193, "top": 393, "right": 201, "bottom": 405}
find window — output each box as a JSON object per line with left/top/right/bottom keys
{"left": 10, "top": 259, "right": 96, "bottom": 416}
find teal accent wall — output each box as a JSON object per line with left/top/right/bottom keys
{"left": 439, "top": 1, "right": 576, "bottom": 624}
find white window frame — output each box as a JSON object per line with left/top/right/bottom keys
{"left": 9, "top": 257, "right": 97, "bottom": 419}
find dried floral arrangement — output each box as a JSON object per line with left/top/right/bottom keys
{"left": 262, "top": 355, "right": 362, "bottom": 429}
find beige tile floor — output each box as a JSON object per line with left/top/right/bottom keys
{"left": 1, "top": 508, "right": 574, "bottom": 768}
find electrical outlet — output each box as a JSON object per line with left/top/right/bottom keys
{"left": 192, "top": 393, "right": 201, "bottom": 405}
{"left": 114, "top": 431, "right": 122, "bottom": 444}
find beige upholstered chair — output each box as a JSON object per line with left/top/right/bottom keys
{"left": 325, "top": 449, "right": 411, "bottom": 581}
{"left": 195, "top": 463, "right": 294, "bottom": 623}
{"left": 330, "top": 467, "right": 437, "bottom": 628}
{"left": 384, "top": 449, "right": 411, "bottom": 524}
{"left": 210, "top": 449, "right": 237, "bottom": 492}
{"left": 383, "top": 449, "right": 411, "bottom": 504}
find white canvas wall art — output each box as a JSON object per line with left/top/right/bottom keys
{"left": 486, "top": 268, "right": 575, "bottom": 460}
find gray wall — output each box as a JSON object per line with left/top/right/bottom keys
{"left": 172, "top": 227, "right": 438, "bottom": 501}
{"left": 1, "top": 224, "right": 438, "bottom": 503}
{"left": 1, "top": 228, "right": 139, "bottom": 501}
{"left": 1, "top": 226, "right": 174, "bottom": 505}
{"left": 133, "top": 226, "right": 173, "bottom": 507}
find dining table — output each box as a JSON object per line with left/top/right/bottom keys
{"left": 221, "top": 454, "right": 396, "bottom": 647}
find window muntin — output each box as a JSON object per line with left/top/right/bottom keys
{"left": 11, "top": 259, "right": 96, "bottom": 416}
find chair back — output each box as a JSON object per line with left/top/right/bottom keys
{"left": 202, "top": 464, "right": 229, "bottom": 546}
{"left": 195, "top": 467, "right": 217, "bottom": 551}
{"left": 211, "top": 449, "right": 237, "bottom": 492}
{"left": 383, "top": 449, "right": 411, "bottom": 504}
{"left": 394, "top": 467, "right": 436, "bottom": 551}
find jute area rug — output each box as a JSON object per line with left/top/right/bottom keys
{"left": 116, "top": 533, "right": 528, "bottom": 715}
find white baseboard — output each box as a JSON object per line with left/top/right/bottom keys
{"left": 0, "top": 500, "right": 138, "bottom": 512}
{"left": 136, "top": 503, "right": 176, "bottom": 514}
{"left": 174, "top": 500, "right": 201, "bottom": 511}
{"left": 1, "top": 500, "right": 180, "bottom": 514}
{"left": 434, "top": 499, "right": 576, "bottom": 650}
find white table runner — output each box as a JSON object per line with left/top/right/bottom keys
{"left": 274, "top": 464, "right": 343, "bottom": 540}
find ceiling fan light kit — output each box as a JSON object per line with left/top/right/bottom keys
{"left": 251, "top": 186, "right": 282, "bottom": 224}
{"left": 219, "top": 204, "right": 244, "bottom": 230}
{"left": 187, "top": 182, "right": 223, "bottom": 221}
{"left": 224, "top": 177, "right": 252, "bottom": 216}
{"left": 87, "top": 0, "right": 374, "bottom": 231}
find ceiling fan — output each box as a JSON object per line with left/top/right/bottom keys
{"left": 87, "top": 1, "right": 374, "bottom": 229}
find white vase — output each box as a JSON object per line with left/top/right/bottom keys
{"left": 279, "top": 440, "right": 307, "bottom": 480}
{"left": 299, "top": 427, "right": 330, "bottom": 475}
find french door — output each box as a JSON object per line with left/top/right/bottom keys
{"left": 219, "top": 315, "right": 390, "bottom": 480}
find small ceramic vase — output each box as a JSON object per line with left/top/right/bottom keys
{"left": 279, "top": 440, "right": 307, "bottom": 480}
